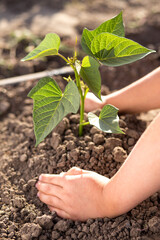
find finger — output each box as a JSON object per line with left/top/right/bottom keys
{"left": 48, "top": 205, "right": 71, "bottom": 219}
{"left": 39, "top": 174, "right": 65, "bottom": 187}
{"left": 66, "top": 167, "right": 83, "bottom": 175}
{"left": 37, "top": 191, "right": 63, "bottom": 209}
{"left": 60, "top": 171, "right": 66, "bottom": 176}
{"left": 36, "top": 181, "right": 63, "bottom": 198}
{"left": 66, "top": 167, "right": 91, "bottom": 176}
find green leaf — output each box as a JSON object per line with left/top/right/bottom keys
{"left": 91, "top": 32, "right": 155, "bottom": 66}
{"left": 88, "top": 104, "right": 124, "bottom": 134}
{"left": 80, "top": 56, "right": 101, "bottom": 100}
{"left": 28, "top": 77, "right": 80, "bottom": 146}
{"left": 21, "top": 33, "right": 60, "bottom": 61}
{"left": 81, "top": 12, "right": 124, "bottom": 56}
{"left": 93, "top": 11, "right": 125, "bottom": 37}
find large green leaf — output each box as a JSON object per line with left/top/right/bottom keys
{"left": 88, "top": 104, "right": 124, "bottom": 134}
{"left": 28, "top": 77, "right": 80, "bottom": 146}
{"left": 81, "top": 12, "right": 124, "bottom": 56}
{"left": 91, "top": 32, "right": 155, "bottom": 66}
{"left": 80, "top": 56, "right": 101, "bottom": 100}
{"left": 21, "top": 33, "right": 60, "bottom": 61}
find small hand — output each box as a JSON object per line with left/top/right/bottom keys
{"left": 36, "top": 167, "right": 110, "bottom": 221}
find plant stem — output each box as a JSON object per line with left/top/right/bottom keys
{"left": 58, "top": 52, "right": 86, "bottom": 136}
{"left": 79, "top": 93, "right": 84, "bottom": 136}
{"left": 78, "top": 87, "right": 89, "bottom": 135}
{"left": 58, "top": 53, "right": 69, "bottom": 63}
{"left": 80, "top": 121, "right": 90, "bottom": 126}
{"left": 73, "top": 68, "right": 84, "bottom": 136}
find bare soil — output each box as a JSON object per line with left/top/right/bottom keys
{"left": 0, "top": 0, "right": 160, "bottom": 239}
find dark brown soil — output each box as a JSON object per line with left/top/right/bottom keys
{"left": 0, "top": 0, "right": 160, "bottom": 239}
{"left": 0, "top": 78, "right": 160, "bottom": 239}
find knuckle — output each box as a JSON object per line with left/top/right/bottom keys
{"left": 71, "top": 166, "right": 78, "bottom": 170}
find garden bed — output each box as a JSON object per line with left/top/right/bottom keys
{"left": 0, "top": 4, "right": 160, "bottom": 238}
{"left": 0, "top": 65, "right": 160, "bottom": 239}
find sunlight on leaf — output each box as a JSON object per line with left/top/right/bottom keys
{"left": 81, "top": 12, "right": 125, "bottom": 56}
{"left": 21, "top": 33, "right": 60, "bottom": 61}
{"left": 88, "top": 104, "right": 124, "bottom": 134}
{"left": 28, "top": 77, "right": 80, "bottom": 145}
{"left": 91, "top": 32, "right": 155, "bottom": 66}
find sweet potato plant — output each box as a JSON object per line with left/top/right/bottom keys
{"left": 22, "top": 12, "right": 155, "bottom": 146}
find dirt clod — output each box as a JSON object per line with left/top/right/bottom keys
{"left": 53, "top": 117, "right": 70, "bottom": 135}
{"left": 51, "top": 132, "right": 61, "bottom": 150}
{"left": 20, "top": 223, "right": 42, "bottom": 240}
{"left": 93, "top": 133, "right": 105, "bottom": 145}
{"left": 148, "top": 216, "right": 160, "bottom": 233}
{"left": 36, "top": 214, "right": 53, "bottom": 229}
{"left": 0, "top": 100, "right": 10, "bottom": 115}
{"left": 51, "top": 231, "right": 60, "bottom": 239}
{"left": 112, "top": 146, "right": 128, "bottom": 163}
{"left": 20, "top": 153, "right": 28, "bottom": 162}
{"left": 12, "top": 196, "right": 25, "bottom": 209}
{"left": 104, "top": 137, "right": 122, "bottom": 150}
{"left": 126, "top": 129, "right": 140, "bottom": 140}
{"left": 54, "top": 220, "right": 71, "bottom": 232}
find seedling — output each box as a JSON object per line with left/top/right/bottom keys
{"left": 21, "top": 12, "right": 155, "bottom": 146}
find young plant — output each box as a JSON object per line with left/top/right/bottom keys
{"left": 21, "top": 12, "right": 155, "bottom": 146}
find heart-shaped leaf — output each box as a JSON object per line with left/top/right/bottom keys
{"left": 80, "top": 56, "right": 101, "bottom": 100}
{"left": 21, "top": 33, "right": 60, "bottom": 61}
{"left": 81, "top": 12, "right": 124, "bottom": 56}
{"left": 28, "top": 77, "right": 80, "bottom": 146}
{"left": 91, "top": 32, "right": 155, "bottom": 66}
{"left": 88, "top": 104, "right": 124, "bottom": 134}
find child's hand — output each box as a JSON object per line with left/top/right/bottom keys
{"left": 84, "top": 92, "right": 104, "bottom": 112}
{"left": 36, "top": 167, "right": 110, "bottom": 221}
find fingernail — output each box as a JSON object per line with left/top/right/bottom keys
{"left": 37, "top": 192, "right": 40, "bottom": 197}
{"left": 39, "top": 175, "right": 42, "bottom": 181}
{"left": 60, "top": 172, "right": 65, "bottom": 176}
